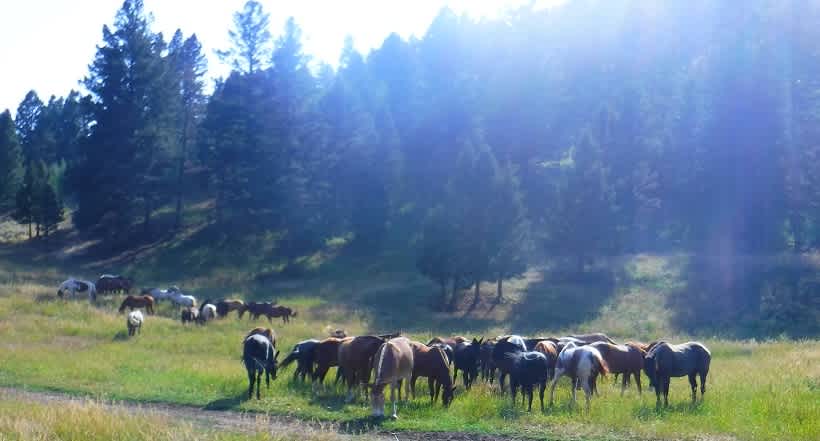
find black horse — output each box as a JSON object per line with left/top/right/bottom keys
{"left": 479, "top": 339, "right": 496, "bottom": 382}
{"left": 453, "top": 337, "right": 483, "bottom": 389}
{"left": 492, "top": 335, "right": 527, "bottom": 392}
{"left": 242, "top": 334, "right": 279, "bottom": 399}
{"left": 644, "top": 341, "right": 711, "bottom": 408}
{"left": 508, "top": 351, "right": 550, "bottom": 412}
{"left": 280, "top": 339, "right": 320, "bottom": 381}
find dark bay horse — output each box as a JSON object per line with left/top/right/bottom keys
{"left": 242, "top": 334, "right": 279, "bottom": 399}
{"left": 281, "top": 339, "right": 320, "bottom": 381}
{"left": 410, "top": 341, "right": 456, "bottom": 406}
{"left": 644, "top": 341, "right": 711, "bottom": 408}
{"left": 453, "top": 337, "right": 483, "bottom": 389}
{"left": 313, "top": 337, "right": 344, "bottom": 388}
{"left": 216, "top": 299, "right": 245, "bottom": 318}
{"left": 492, "top": 335, "right": 527, "bottom": 392}
{"left": 97, "top": 275, "right": 133, "bottom": 294}
{"left": 508, "top": 351, "right": 550, "bottom": 412}
{"left": 589, "top": 341, "right": 645, "bottom": 395}
{"left": 479, "top": 338, "right": 497, "bottom": 382}
{"left": 118, "top": 295, "right": 154, "bottom": 315}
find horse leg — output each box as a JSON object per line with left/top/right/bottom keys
{"left": 247, "top": 368, "right": 255, "bottom": 399}
{"left": 511, "top": 380, "right": 518, "bottom": 406}
{"left": 549, "top": 369, "right": 562, "bottom": 407}
{"left": 700, "top": 371, "right": 707, "bottom": 399}
{"left": 635, "top": 371, "right": 642, "bottom": 395}
{"left": 427, "top": 377, "right": 435, "bottom": 403}
{"left": 655, "top": 379, "right": 662, "bottom": 409}
{"left": 621, "top": 371, "right": 628, "bottom": 396}
{"left": 453, "top": 368, "right": 458, "bottom": 385}
{"left": 583, "top": 378, "right": 592, "bottom": 413}
{"left": 539, "top": 381, "right": 546, "bottom": 412}
{"left": 527, "top": 385, "right": 534, "bottom": 412}
{"left": 663, "top": 376, "right": 670, "bottom": 407}
{"left": 257, "top": 370, "right": 263, "bottom": 399}
{"left": 688, "top": 373, "right": 697, "bottom": 403}
{"left": 390, "top": 382, "right": 398, "bottom": 419}
{"left": 404, "top": 377, "right": 411, "bottom": 402}
{"left": 500, "top": 372, "right": 507, "bottom": 393}
{"left": 570, "top": 377, "right": 578, "bottom": 408}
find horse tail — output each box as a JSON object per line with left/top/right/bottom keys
{"left": 592, "top": 351, "right": 609, "bottom": 376}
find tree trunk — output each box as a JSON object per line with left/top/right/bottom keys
{"left": 35, "top": 222, "right": 40, "bottom": 238}
{"left": 447, "top": 278, "right": 460, "bottom": 312}
{"left": 495, "top": 277, "right": 503, "bottom": 304}
{"left": 438, "top": 281, "right": 448, "bottom": 311}
{"left": 469, "top": 278, "right": 481, "bottom": 311}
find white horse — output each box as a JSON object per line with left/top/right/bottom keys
{"left": 127, "top": 310, "right": 144, "bottom": 337}
{"left": 57, "top": 278, "right": 97, "bottom": 302}
{"left": 549, "top": 342, "right": 609, "bottom": 411}
{"left": 170, "top": 292, "right": 197, "bottom": 308}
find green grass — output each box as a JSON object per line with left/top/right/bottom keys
{"left": 0, "top": 272, "right": 818, "bottom": 441}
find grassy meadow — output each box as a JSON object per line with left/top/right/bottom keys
{"left": 0, "top": 252, "right": 818, "bottom": 441}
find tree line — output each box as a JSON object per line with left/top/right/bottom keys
{"left": 0, "top": 0, "right": 818, "bottom": 335}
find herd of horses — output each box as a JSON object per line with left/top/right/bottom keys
{"left": 55, "top": 275, "right": 711, "bottom": 419}
{"left": 249, "top": 330, "right": 712, "bottom": 418}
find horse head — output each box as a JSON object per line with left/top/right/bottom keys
{"left": 442, "top": 385, "right": 457, "bottom": 407}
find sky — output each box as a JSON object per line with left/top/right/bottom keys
{"left": 0, "top": 0, "right": 561, "bottom": 115}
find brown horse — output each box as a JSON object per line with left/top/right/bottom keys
{"left": 338, "top": 335, "right": 390, "bottom": 402}
{"left": 97, "top": 275, "right": 133, "bottom": 294}
{"left": 216, "top": 299, "right": 245, "bottom": 318}
{"left": 369, "top": 337, "right": 414, "bottom": 418}
{"left": 245, "top": 327, "right": 276, "bottom": 347}
{"left": 313, "top": 337, "right": 344, "bottom": 387}
{"left": 410, "top": 341, "right": 456, "bottom": 406}
{"left": 534, "top": 340, "right": 559, "bottom": 380}
{"left": 589, "top": 342, "right": 645, "bottom": 395}
{"left": 245, "top": 302, "right": 297, "bottom": 323}
{"left": 118, "top": 295, "right": 154, "bottom": 315}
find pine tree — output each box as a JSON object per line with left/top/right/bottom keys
{"left": 217, "top": 0, "right": 272, "bottom": 74}
{"left": 15, "top": 91, "right": 45, "bottom": 164}
{"left": 0, "top": 110, "right": 23, "bottom": 209}
{"left": 12, "top": 165, "right": 35, "bottom": 238}
{"left": 39, "top": 183, "right": 64, "bottom": 237}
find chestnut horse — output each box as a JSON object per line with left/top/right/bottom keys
{"left": 312, "top": 337, "right": 344, "bottom": 388}
{"left": 410, "top": 341, "right": 456, "bottom": 406}
{"left": 428, "top": 336, "right": 467, "bottom": 347}
{"left": 338, "top": 335, "right": 391, "bottom": 402}
{"left": 118, "top": 295, "right": 154, "bottom": 315}
{"left": 589, "top": 341, "right": 645, "bottom": 395}
{"left": 533, "top": 340, "right": 559, "bottom": 381}
{"left": 369, "top": 337, "right": 414, "bottom": 418}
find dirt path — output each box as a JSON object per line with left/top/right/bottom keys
{"left": 0, "top": 387, "right": 528, "bottom": 441}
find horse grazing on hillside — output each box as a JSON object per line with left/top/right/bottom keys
{"left": 338, "top": 335, "right": 392, "bottom": 402}
{"left": 126, "top": 310, "right": 143, "bottom": 337}
{"left": 589, "top": 341, "right": 645, "bottom": 395}
{"left": 644, "top": 341, "right": 711, "bottom": 408}
{"left": 312, "top": 337, "right": 344, "bottom": 388}
{"left": 453, "top": 337, "right": 483, "bottom": 389}
{"left": 118, "top": 295, "right": 154, "bottom": 315}
{"left": 492, "top": 335, "right": 527, "bottom": 392}
{"left": 57, "top": 278, "right": 96, "bottom": 302}
{"left": 369, "top": 337, "right": 414, "bottom": 419}
{"left": 180, "top": 307, "right": 198, "bottom": 324}
{"left": 243, "top": 302, "right": 297, "bottom": 323}
{"left": 168, "top": 290, "right": 196, "bottom": 308}
{"left": 549, "top": 343, "right": 609, "bottom": 411}
{"left": 281, "top": 339, "right": 320, "bottom": 381}
{"left": 508, "top": 351, "right": 550, "bottom": 411}
{"left": 97, "top": 275, "right": 133, "bottom": 294}
{"left": 242, "top": 334, "right": 279, "bottom": 399}
{"left": 410, "top": 341, "right": 456, "bottom": 406}
{"left": 142, "top": 287, "right": 173, "bottom": 302}
{"left": 216, "top": 299, "right": 245, "bottom": 318}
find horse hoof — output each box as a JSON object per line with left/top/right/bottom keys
{"left": 390, "top": 414, "right": 398, "bottom": 420}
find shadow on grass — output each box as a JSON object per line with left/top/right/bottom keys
{"left": 338, "top": 415, "right": 385, "bottom": 434}
{"left": 633, "top": 399, "right": 706, "bottom": 420}
{"left": 112, "top": 330, "right": 129, "bottom": 341}
{"left": 204, "top": 392, "right": 247, "bottom": 411}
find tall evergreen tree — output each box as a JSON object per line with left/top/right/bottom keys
{"left": 0, "top": 110, "right": 23, "bottom": 209}
{"left": 217, "top": 0, "right": 272, "bottom": 74}
{"left": 15, "top": 91, "right": 45, "bottom": 164}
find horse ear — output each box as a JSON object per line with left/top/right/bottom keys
{"left": 478, "top": 337, "right": 484, "bottom": 345}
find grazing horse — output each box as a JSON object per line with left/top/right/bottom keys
{"left": 508, "top": 351, "right": 550, "bottom": 411}
{"left": 141, "top": 287, "right": 173, "bottom": 302}
{"left": 281, "top": 339, "right": 320, "bottom": 381}
{"left": 313, "top": 337, "right": 344, "bottom": 387}
{"left": 533, "top": 340, "right": 559, "bottom": 381}
{"left": 427, "top": 343, "right": 453, "bottom": 365}
{"left": 338, "top": 335, "right": 390, "bottom": 402}
{"left": 216, "top": 299, "right": 245, "bottom": 318}
{"left": 369, "top": 337, "right": 414, "bottom": 419}
{"left": 169, "top": 292, "right": 196, "bottom": 308}
{"left": 644, "top": 341, "right": 711, "bottom": 408}
{"left": 57, "top": 278, "right": 96, "bottom": 302}
{"left": 242, "top": 334, "right": 279, "bottom": 399}
{"left": 126, "top": 310, "right": 143, "bottom": 337}
{"left": 198, "top": 303, "right": 218, "bottom": 324}
{"left": 549, "top": 343, "right": 609, "bottom": 411}
{"left": 479, "top": 338, "right": 497, "bottom": 382}
{"left": 97, "top": 275, "right": 133, "bottom": 294}
{"left": 245, "top": 327, "right": 276, "bottom": 346}
{"left": 118, "top": 295, "right": 154, "bottom": 315}
{"left": 453, "top": 337, "right": 483, "bottom": 389}
{"left": 569, "top": 333, "right": 616, "bottom": 344}
{"left": 410, "top": 341, "right": 456, "bottom": 406}
{"left": 492, "top": 335, "right": 527, "bottom": 392}
{"left": 589, "top": 341, "right": 645, "bottom": 395}
{"left": 180, "top": 307, "right": 198, "bottom": 324}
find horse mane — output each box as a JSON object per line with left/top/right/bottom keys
{"left": 374, "top": 342, "right": 390, "bottom": 383}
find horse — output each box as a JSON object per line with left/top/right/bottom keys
{"left": 312, "top": 337, "right": 344, "bottom": 387}
{"left": 242, "top": 334, "right": 279, "bottom": 399}
{"left": 180, "top": 307, "right": 198, "bottom": 324}
{"left": 428, "top": 336, "right": 467, "bottom": 347}
{"left": 281, "top": 339, "right": 320, "bottom": 381}
{"left": 57, "top": 278, "right": 96, "bottom": 302}
{"left": 369, "top": 337, "right": 414, "bottom": 419}
{"left": 141, "top": 287, "right": 173, "bottom": 302}
{"left": 198, "top": 303, "right": 218, "bottom": 324}
{"left": 410, "top": 341, "right": 456, "bottom": 406}
{"left": 508, "top": 351, "right": 550, "bottom": 412}
{"left": 492, "top": 335, "right": 527, "bottom": 391}
{"left": 427, "top": 342, "right": 453, "bottom": 365}
{"left": 589, "top": 341, "right": 645, "bottom": 395}
{"left": 452, "top": 337, "right": 483, "bottom": 389}
{"left": 246, "top": 303, "right": 297, "bottom": 323}
{"left": 569, "top": 333, "right": 617, "bottom": 344}
{"left": 216, "top": 299, "right": 245, "bottom": 318}
{"left": 245, "top": 327, "right": 276, "bottom": 346}
{"left": 549, "top": 343, "right": 609, "bottom": 411}
{"left": 533, "top": 340, "right": 559, "bottom": 381}
{"left": 338, "top": 335, "right": 390, "bottom": 402}
{"left": 127, "top": 310, "right": 143, "bottom": 337}
{"left": 118, "top": 295, "right": 154, "bottom": 315}
{"left": 479, "top": 338, "right": 497, "bottom": 382}
{"left": 524, "top": 337, "right": 558, "bottom": 351}
{"left": 96, "top": 275, "right": 133, "bottom": 294}
{"left": 644, "top": 341, "right": 711, "bottom": 408}
{"left": 169, "top": 292, "right": 196, "bottom": 308}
